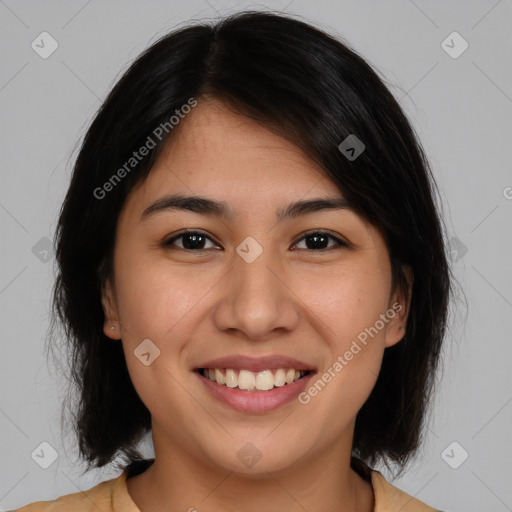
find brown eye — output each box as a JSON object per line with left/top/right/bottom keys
{"left": 162, "top": 229, "right": 348, "bottom": 253}
{"left": 292, "top": 231, "right": 348, "bottom": 251}
{"left": 162, "top": 230, "right": 219, "bottom": 251}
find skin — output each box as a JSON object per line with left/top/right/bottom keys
{"left": 101, "top": 97, "right": 412, "bottom": 512}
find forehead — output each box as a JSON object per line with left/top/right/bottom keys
{"left": 122, "top": 98, "right": 345, "bottom": 220}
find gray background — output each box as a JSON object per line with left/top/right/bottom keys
{"left": 1, "top": 0, "right": 511, "bottom": 510}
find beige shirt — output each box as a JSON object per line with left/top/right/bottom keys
{"left": 14, "top": 469, "right": 442, "bottom": 511}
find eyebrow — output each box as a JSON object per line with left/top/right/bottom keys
{"left": 140, "top": 193, "right": 353, "bottom": 223}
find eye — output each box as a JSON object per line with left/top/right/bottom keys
{"left": 291, "top": 230, "right": 348, "bottom": 252}
{"left": 162, "top": 229, "right": 348, "bottom": 252}
{"left": 162, "top": 230, "right": 219, "bottom": 251}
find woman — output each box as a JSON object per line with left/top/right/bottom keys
{"left": 16, "top": 10, "right": 451, "bottom": 512}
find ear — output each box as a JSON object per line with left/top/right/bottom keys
{"left": 101, "top": 278, "right": 120, "bottom": 340}
{"left": 384, "top": 265, "right": 414, "bottom": 348}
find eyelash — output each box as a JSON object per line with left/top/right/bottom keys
{"left": 161, "top": 229, "right": 348, "bottom": 253}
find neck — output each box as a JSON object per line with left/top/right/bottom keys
{"left": 126, "top": 427, "right": 374, "bottom": 512}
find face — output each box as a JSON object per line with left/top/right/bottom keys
{"left": 102, "top": 98, "right": 410, "bottom": 475}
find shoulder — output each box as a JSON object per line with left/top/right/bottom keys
{"left": 371, "top": 470, "right": 444, "bottom": 511}
{"left": 13, "top": 473, "right": 125, "bottom": 511}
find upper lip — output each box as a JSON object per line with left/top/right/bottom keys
{"left": 196, "top": 355, "right": 316, "bottom": 373}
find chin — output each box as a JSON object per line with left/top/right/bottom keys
{"left": 203, "top": 438, "right": 305, "bottom": 476}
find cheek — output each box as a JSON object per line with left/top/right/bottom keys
{"left": 301, "top": 262, "right": 392, "bottom": 351}
{"left": 112, "top": 257, "right": 216, "bottom": 399}
{"left": 296, "top": 262, "right": 393, "bottom": 425}
{"left": 112, "top": 259, "right": 206, "bottom": 418}
{"left": 297, "top": 268, "right": 391, "bottom": 435}
{"left": 114, "top": 258, "right": 208, "bottom": 342}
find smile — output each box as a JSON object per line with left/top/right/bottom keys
{"left": 198, "top": 367, "right": 311, "bottom": 391}
{"left": 195, "top": 367, "right": 316, "bottom": 413}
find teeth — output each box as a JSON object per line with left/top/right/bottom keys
{"left": 225, "top": 369, "right": 237, "bottom": 388}
{"left": 255, "top": 370, "right": 274, "bottom": 390}
{"left": 274, "top": 369, "right": 286, "bottom": 387}
{"left": 215, "top": 368, "right": 225, "bottom": 385}
{"left": 200, "top": 367, "right": 308, "bottom": 391}
{"left": 238, "top": 369, "right": 256, "bottom": 390}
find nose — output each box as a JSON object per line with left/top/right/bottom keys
{"left": 212, "top": 241, "right": 300, "bottom": 341}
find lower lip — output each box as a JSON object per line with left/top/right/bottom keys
{"left": 195, "top": 370, "right": 316, "bottom": 413}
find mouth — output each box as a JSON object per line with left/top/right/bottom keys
{"left": 196, "top": 367, "right": 313, "bottom": 392}
{"left": 193, "top": 354, "right": 317, "bottom": 413}
{"left": 194, "top": 365, "right": 316, "bottom": 413}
